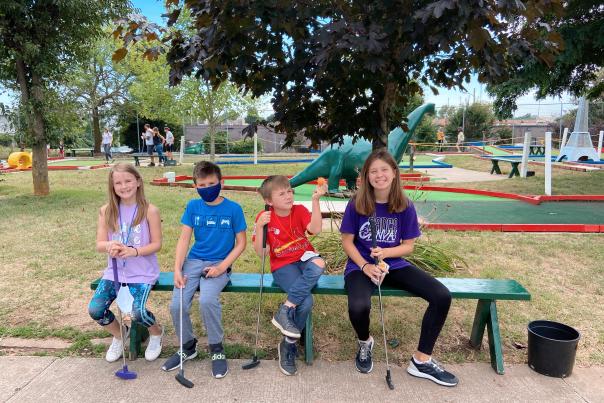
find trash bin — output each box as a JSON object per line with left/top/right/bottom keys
{"left": 528, "top": 320, "right": 580, "bottom": 378}
{"left": 163, "top": 172, "right": 176, "bottom": 183}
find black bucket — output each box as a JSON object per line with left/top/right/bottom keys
{"left": 528, "top": 320, "right": 580, "bottom": 378}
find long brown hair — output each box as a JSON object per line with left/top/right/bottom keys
{"left": 355, "top": 149, "right": 408, "bottom": 215}
{"left": 105, "top": 163, "right": 149, "bottom": 232}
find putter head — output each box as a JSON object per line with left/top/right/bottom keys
{"left": 386, "top": 369, "right": 394, "bottom": 390}
{"left": 176, "top": 371, "right": 194, "bottom": 388}
{"left": 115, "top": 365, "right": 137, "bottom": 380}
{"left": 241, "top": 356, "right": 260, "bottom": 370}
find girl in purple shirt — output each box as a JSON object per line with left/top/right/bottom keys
{"left": 88, "top": 163, "right": 164, "bottom": 363}
{"left": 340, "top": 149, "right": 458, "bottom": 387}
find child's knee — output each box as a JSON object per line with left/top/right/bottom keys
{"left": 199, "top": 293, "right": 220, "bottom": 309}
{"left": 310, "top": 257, "right": 326, "bottom": 269}
{"left": 88, "top": 302, "right": 113, "bottom": 325}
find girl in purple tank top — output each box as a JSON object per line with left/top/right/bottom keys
{"left": 88, "top": 163, "right": 164, "bottom": 363}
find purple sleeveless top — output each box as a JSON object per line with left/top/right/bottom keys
{"left": 101, "top": 203, "right": 160, "bottom": 285}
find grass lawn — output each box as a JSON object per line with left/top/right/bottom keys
{"left": 0, "top": 158, "right": 603, "bottom": 367}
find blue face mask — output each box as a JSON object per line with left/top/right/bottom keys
{"left": 196, "top": 182, "right": 221, "bottom": 202}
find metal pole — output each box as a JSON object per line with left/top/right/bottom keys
{"left": 544, "top": 131, "right": 552, "bottom": 195}
{"left": 136, "top": 113, "right": 141, "bottom": 153}
{"left": 226, "top": 122, "right": 229, "bottom": 154}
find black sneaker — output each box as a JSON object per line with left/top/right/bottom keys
{"left": 355, "top": 336, "right": 374, "bottom": 374}
{"left": 210, "top": 343, "right": 228, "bottom": 378}
{"left": 271, "top": 304, "right": 301, "bottom": 338}
{"left": 278, "top": 338, "right": 297, "bottom": 376}
{"left": 407, "top": 357, "right": 459, "bottom": 387}
{"left": 161, "top": 338, "right": 198, "bottom": 372}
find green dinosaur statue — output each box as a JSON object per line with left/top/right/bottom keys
{"left": 289, "top": 103, "right": 435, "bottom": 193}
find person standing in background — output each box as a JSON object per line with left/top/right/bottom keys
{"left": 102, "top": 128, "right": 113, "bottom": 163}
{"left": 164, "top": 127, "right": 174, "bottom": 161}
{"left": 436, "top": 127, "right": 445, "bottom": 152}
{"left": 456, "top": 127, "right": 465, "bottom": 153}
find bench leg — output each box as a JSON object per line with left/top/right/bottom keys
{"left": 469, "top": 299, "right": 505, "bottom": 374}
{"left": 304, "top": 311, "right": 313, "bottom": 365}
{"left": 490, "top": 162, "right": 501, "bottom": 175}
{"left": 134, "top": 157, "right": 140, "bottom": 167}
{"left": 128, "top": 322, "right": 149, "bottom": 361}
{"left": 509, "top": 164, "right": 520, "bottom": 178}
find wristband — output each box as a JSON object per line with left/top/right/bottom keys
{"left": 129, "top": 246, "right": 139, "bottom": 257}
{"left": 361, "top": 262, "right": 370, "bottom": 273}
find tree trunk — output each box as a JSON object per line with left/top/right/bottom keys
{"left": 31, "top": 74, "right": 49, "bottom": 195}
{"left": 375, "top": 82, "right": 397, "bottom": 151}
{"left": 209, "top": 124, "right": 216, "bottom": 162}
{"left": 15, "top": 57, "right": 49, "bottom": 196}
{"left": 92, "top": 106, "right": 101, "bottom": 153}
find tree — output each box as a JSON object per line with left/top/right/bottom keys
{"left": 179, "top": 79, "right": 252, "bottom": 161}
{"left": 0, "top": 0, "right": 129, "bottom": 195}
{"left": 123, "top": 41, "right": 254, "bottom": 160}
{"left": 114, "top": 0, "right": 563, "bottom": 150}
{"left": 63, "top": 33, "right": 134, "bottom": 153}
{"left": 444, "top": 103, "right": 495, "bottom": 140}
{"left": 488, "top": 1, "right": 604, "bottom": 118}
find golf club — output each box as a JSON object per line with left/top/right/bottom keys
{"left": 111, "top": 258, "right": 137, "bottom": 380}
{"left": 242, "top": 204, "right": 270, "bottom": 370}
{"left": 175, "top": 285, "right": 194, "bottom": 388}
{"left": 369, "top": 217, "right": 394, "bottom": 390}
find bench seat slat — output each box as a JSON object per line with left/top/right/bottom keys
{"left": 91, "top": 272, "right": 530, "bottom": 301}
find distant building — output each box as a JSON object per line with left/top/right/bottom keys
{"left": 184, "top": 119, "right": 315, "bottom": 153}
{"left": 492, "top": 118, "right": 555, "bottom": 143}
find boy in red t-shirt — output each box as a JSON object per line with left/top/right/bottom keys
{"left": 253, "top": 175, "right": 326, "bottom": 376}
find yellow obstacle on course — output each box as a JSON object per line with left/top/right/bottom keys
{"left": 7, "top": 152, "right": 33, "bottom": 169}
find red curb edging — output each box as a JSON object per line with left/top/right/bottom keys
{"left": 424, "top": 223, "right": 604, "bottom": 233}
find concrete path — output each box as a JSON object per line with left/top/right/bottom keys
{"left": 1, "top": 357, "right": 602, "bottom": 402}
{"left": 419, "top": 167, "right": 508, "bottom": 183}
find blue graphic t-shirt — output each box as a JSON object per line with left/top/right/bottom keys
{"left": 340, "top": 200, "right": 421, "bottom": 276}
{"left": 181, "top": 197, "right": 247, "bottom": 261}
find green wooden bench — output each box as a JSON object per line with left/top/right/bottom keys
{"left": 529, "top": 145, "right": 545, "bottom": 156}
{"left": 90, "top": 273, "right": 530, "bottom": 374}
{"left": 490, "top": 157, "right": 521, "bottom": 178}
{"left": 68, "top": 148, "right": 94, "bottom": 157}
{"left": 131, "top": 152, "right": 162, "bottom": 166}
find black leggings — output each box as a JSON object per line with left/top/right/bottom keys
{"left": 344, "top": 265, "right": 452, "bottom": 355}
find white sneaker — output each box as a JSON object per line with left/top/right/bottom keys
{"left": 145, "top": 326, "right": 164, "bottom": 361}
{"left": 106, "top": 337, "right": 123, "bottom": 362}
{"left": 105, "top": 325, "right": 130, "bottom": 362}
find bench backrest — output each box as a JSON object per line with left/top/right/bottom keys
{"left": 91, "top": 273, "right": 530, "bottom": 301}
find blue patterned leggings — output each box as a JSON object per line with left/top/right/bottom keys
{"left": 88, "top": 279, "right": 156, "bottom": 328}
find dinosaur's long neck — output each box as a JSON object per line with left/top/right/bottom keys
{"left": 388, "top": 103, "right": 435, "bottom": 160}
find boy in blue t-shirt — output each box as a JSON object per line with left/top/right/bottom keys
{"left": 162, "top": 162, "right": 247, "bottom": 379}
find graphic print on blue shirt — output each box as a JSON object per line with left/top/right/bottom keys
{"left": 181, "top": 198, "right": 247, "bottom": 261}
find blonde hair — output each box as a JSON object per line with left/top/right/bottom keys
{"left": 258, "top": 175, "right": 291, "bottom": 200}
{"left": 105, "top": 163, "right": 149, "bottom": 232}
{"left": 355, "top": 149, "right": 408, "bottom": 215}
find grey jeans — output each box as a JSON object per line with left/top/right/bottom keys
{"left": 169, "top": 259, "right": 230, "bottom": 345}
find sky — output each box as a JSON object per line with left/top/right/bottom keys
{"left": 0, "top": 0, "right": 579, "bottom": 120}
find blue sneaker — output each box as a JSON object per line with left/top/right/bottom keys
{"left": 278, "top": 338, "right": 297, "bottom": 376}
{"left": 407, "top": 357, "right": 459, "bottom": 387}
{"left": 355, "top": 336, "right": 373, "bottom": 374}
{"left": 272, "top": 304, "right": 301, "bottom": 338}
{"left": 210, "top": 343, "right": 228, "bottom": 378}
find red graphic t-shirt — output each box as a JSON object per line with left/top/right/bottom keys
{"left": 253, "top": 205, "right": 315, "bottom": 271}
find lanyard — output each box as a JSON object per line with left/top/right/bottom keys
{"left": 117, "top": 204, "right": 138, "bottom": 278}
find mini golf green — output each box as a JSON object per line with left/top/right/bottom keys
{"left": 160, "top": 177, "right": 604, "bottom": 228}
